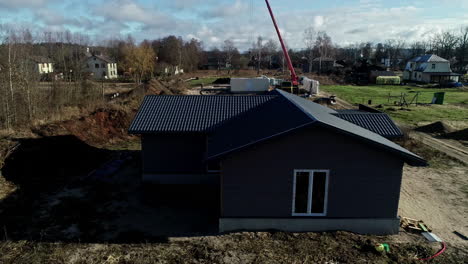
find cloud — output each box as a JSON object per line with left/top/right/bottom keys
{"left": 1, "top": 0, "right": 468, "bottom": 52}
{"left": 0, "top": 0, "right": 50, "bottom": 8}
{"left": 202, "top": 0, "right": 249, "bottom": 19}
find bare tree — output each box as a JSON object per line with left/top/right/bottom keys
{"left": 456, "top": 26, "right": 468, "bottom": 72}
{"left": 433, "top": 30, "right": 458, "bottom": 59}
{"left": 222, "top": 39, "right": 237, "bottom": 73}
{"left": 384, "top": 39, "right": 406, "bottom": 69}
{"left": 263, "top": 39, "right": 278, "bottom": 69}
{"left": 303, "top": 27, "right": 316, "bottom": 72}
{"left": 314, "top": 31, "right": 334, "bottom": 73}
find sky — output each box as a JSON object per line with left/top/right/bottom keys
{"left": 0, "top": 0, "right": 467, "bottom": 51}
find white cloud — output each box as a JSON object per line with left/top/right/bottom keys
{"left": 0, "top": 0, "right": 46, "bottom": 7}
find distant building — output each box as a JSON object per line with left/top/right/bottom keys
{"left": 369, "top": 71, "right": 397, "bottom": 84}
{"left": 30, "top": 56, "right": 54, "bottom": 74}
{"left": 86, "top": 54, "right": 118, "bottom": 80}
{"left": 403, "top": 54, "right": 461, "bottom": 83}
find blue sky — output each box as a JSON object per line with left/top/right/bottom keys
{"left": 0, "top": 0, "right": 467, "bottom": 50}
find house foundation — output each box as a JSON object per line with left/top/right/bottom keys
{"left": 219, "top": 218, "right": 400, "bottom": 235}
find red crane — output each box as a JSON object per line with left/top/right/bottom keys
{"left": 265, "top": 0, "right": 299, "bottom": 87}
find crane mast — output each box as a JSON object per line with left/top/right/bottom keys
{"left": 265, "top": 0, "right": 299, "bottom": 86}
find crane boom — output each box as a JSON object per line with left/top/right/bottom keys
{"left": 265, "top": 0, "right": 299, "bottom": 86}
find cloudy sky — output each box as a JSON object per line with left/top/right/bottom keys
{"left": 1, "top": 0, "right": 467, "bottom": 50}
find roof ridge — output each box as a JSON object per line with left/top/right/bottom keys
{"left": 275, "top": 89, "right": 318, "bottom": 122}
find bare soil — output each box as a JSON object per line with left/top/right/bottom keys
{"left": 399, "top": 165, "right": 468, "bottom": 243}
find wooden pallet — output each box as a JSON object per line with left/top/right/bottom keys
{"left": 401, "top": 217, "right": 432, "bottom": 233}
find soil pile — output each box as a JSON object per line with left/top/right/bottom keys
{"left": 146, "top": 79, "right": 189, "bottom": 95}
{"left": 415, "top": 121, "right": 456, "bottom": 134}
{"left": 32, "top": 107, "right": 135, "bottom": 146}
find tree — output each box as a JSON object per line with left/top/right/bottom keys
{"left": 263, "top": 39, "right": 278, "bottom": 69}
{"left": 433, "top": 31, "right": 458, "bottom": 59}
{"left": 374, "top": 43, "right": 385, "bottom": 65}
{"left": 361, "top": 42, "right": 372, "bottom": 60}
{"left": 123, "top": 41, "right": 156, "bottom": 84}
{"left": 303, "top": 27, "right": 316, "bottom": 72}
{"left": 314, "top": 31, "right": 334, "bottom": 73}
{"left": 254, "top": 36, "right": 264, "bottom": 74}
{"left": 456, "top": 26, "right": 468, "bottom": 72}
{"left": 384, "top": 39, "right": 406, "bottom": 69}
{"left": 222, "top": 39, "right": 237, "bottom": 73}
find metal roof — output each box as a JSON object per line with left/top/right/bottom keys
{"left": 128, "top": 95, "right": 277, "bottom": 133}
{"left": 207, "top": 90, "right": 425, "bottom": 166}
{"left": 411, "top": 54, "right": 448, "bottom": 63}
{"left": 129, "top": 91, "right": 426, "bottom": 166}
{"left": 333, "top": 112, "right": 403, "bottom": 139}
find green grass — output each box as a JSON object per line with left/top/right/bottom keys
{"left": 189, "top": 77, "right": 221, "bottom": 87}
{"left": 322, "top": 85, "right": 468, "bottom": 125}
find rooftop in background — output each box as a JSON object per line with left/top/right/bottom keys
{"left": 410, "top": 54, "right": 449, "bottom": 63}
{"left": 30, "top": 56, "right": 53, "bottom": 63}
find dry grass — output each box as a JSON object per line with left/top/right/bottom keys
{"left": 1, "top": 232, "right": 466, "bottom": 264}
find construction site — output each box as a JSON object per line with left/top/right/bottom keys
{"left": 0, "top": 0, "right": 467, "bottom": 263}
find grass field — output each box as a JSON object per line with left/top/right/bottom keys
{"left": 322, "top": 85, "right": 468, "bottom": 125}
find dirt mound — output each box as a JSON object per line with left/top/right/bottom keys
{"left": 146, "top": 79, "right": 189, "bottom": 95}
{"left": 415, "top": 121, "right": 456, "bottom": 134}
{"left": 443, "top": 128, "right": 468, "bottom": 141}
{"left": 32, "top": 108, "right": 135, "bottom": 146}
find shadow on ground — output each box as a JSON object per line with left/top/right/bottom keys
{"left": 0, "top": 136, "right": 219, "bottom": 243}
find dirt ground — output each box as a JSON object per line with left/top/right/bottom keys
{"left": 399, "top": 165, "right": 468, "bottom": 244}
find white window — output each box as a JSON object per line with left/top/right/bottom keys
{"left": 292, "top": 170, "right": 329, "bottom": 216}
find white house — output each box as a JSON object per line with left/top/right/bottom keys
{"left": 403, "top": 54, "right": 461, "bottom": 83}
{"left": 86, "top": 55, "right": 118, "bottom": 80}
{"left": 30, "top": 56, "right": 54, "bottom": 74}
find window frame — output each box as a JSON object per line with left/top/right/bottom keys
{"left": 292, "top": 169, "right": 330, "bottom": 217}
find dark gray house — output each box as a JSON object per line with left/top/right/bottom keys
{"left": 129, "top": 89, "right": 426, "bottom": 235}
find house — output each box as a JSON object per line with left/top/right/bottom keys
{"left": 403, "top": 54, "right": 461, "bottom": 83}
{"left": 86, "top": 54, "right": 118, "bottom": 80}
{"left": 128, "top": 89, "right": 426, "bottom": 235}
{"left": 30, "top": 56, "right": 54, "bottom": 74}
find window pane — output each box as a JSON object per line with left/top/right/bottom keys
{"left": 294, "top": 172, "right": 309, "bottom": 214}
{"left": 311, "top": 172, "right": 327, "bottom": 214}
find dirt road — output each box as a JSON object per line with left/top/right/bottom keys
{"left": 410, "top": 132, "right": 468, "bottom": 164}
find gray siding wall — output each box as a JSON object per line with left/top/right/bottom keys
{"left": 221, "top": 125, "right": 404, "bottom": 219}
{"left": 142, "top": 134, "right": 206, "bottom": 174}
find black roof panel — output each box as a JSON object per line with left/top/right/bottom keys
{"left": 128, "top": 95, "right": 277, "bottom": 133}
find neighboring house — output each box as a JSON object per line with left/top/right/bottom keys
{"left": 30, "top": 56, "right": 54, "bottom": 74}
{"left": 164, "top": 65, "right": 184, "bottom": 75}
{"left": 129, "top": 89, "right": 426, "bottom": 235}
{"left": 403, "top": 54, "right": 461, "bottom": 83}
{"left": 86, "top": 54, "right": 118, "bottom": 80}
